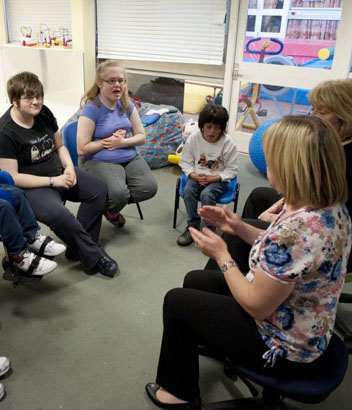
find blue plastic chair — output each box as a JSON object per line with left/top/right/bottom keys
{"left": 62, "top": 120, "right": 144, "bottom": 220}
{"left": 63, "top": 121, "right": 79, "bottom": 166}
{"left": 173, "top": 172, "right": 240, "bottom": 229}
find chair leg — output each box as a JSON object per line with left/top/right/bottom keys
{"left": 136, "top": 203, "right": 143, "bottom": 220}
{"left": 339, "top": 292, "right": 352, "bottom": 303}
{"left": 173, "top": 178, "right": 181, "bottom": 229}
{"left": 233, "top": 183, "right": 240, "bottom": 214}
{"left": 335, "top": 313, "right": 352, "bottom": 353}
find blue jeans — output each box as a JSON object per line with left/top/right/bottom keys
{"left": 183, "top": 178, "right": 228, "bottom": 228}
{"left": 0, "top": 185, "right": 39, "bottom": 257}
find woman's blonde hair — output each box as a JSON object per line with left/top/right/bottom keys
{"left": 80, "top": 60, "right": 130, "bottom": 113}
{"left": 263, "top": 115, "right": 347, "bottom": 209}
{"left": 309, "top": 79, "right": 352, "bottom": 141}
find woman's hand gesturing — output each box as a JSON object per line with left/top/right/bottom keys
{"left": 198, "top": 205, "right": 242, "bottom": 236}
{"left": 189, "top": 227, "right": 231, "bottom": 263}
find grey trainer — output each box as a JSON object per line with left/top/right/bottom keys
{"left": 177, "top": 226, "right": 198, "bottom": 246}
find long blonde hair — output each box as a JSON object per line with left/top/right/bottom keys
{"left": 80, "top": 60, "right": 130, "bottom": 113}
{"left": 263, "top": 115, "right": 347, "bottom": 209}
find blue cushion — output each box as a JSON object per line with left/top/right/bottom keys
{"left": 179, "top": 172, "right": 238, "bottom": 205}
{"left": 232, "top": 334, "right": 348, "bottom": 404}
{"left": 0, "top": 171, "right": 14, "bottom": 185}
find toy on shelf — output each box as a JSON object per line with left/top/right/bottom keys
{"left": 37, "top": 23, "right": 51, "bottom": 47}
{"left": 20, "top": 26, "right": 37, "bottom": 47}
{"left": 20, "top": 23, "right": 72, "bottom": 49}
{"left": 52, "top": 27, "right": 71, "bottom": 47}
{"left": 168, "top": 118, "right": 199, "bottom": 165}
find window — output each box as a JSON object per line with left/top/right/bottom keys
{"left": 97, "top": 0, "right": 227, "bottom": 65}
{"left": 244, "top": 0, "right": 343, "bottom": 69}
{"left": 246, "top": 0, "right": 290, "bottom": 38}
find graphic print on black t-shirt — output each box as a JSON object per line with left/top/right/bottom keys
{"left": 0, "top": 105, "right": 63, "bottom": 177}
{"left": 30, "top": 133, "right": 55, "bottom": 163}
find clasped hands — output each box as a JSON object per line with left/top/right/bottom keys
{"left": 53, "top": 165, "right": 77, "bottom": 189}
{"left": 191, "top": 173, "right": 221, "bottom": 187}
{"left": 258, "top": 197, "right": 284, "bottom": 223}
{"left": 189, "top": 205, "right": 242, "bottom": 262}
{"left": 101, "top": 129, "right": 127, "bottom": 150}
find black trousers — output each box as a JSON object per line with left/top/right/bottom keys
{"left": 241, "top": 187, "right": 281, "bottom": 220}
{"left": 24, "top": 167, "right": 107, "bottom": 270}
{"left": 205, "top": 187, "right": 280, "bottom": 272}
{"left": 155, "top": 270, "right": 268, "bottom": 402}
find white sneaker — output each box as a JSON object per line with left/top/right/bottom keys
{"left": 28, "top": 234, "right": 66, "bottom": 257}
{"left": 0, "top": 357, "right": 10, "bottom": 377}
{"left": 0, "top": 383, "right": 5, "bottom": 401}
{"left": 14, "top": 250, "right": 57, "bottom": 276}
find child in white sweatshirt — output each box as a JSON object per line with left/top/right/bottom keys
{"left": 177, "top": 104, "right": 239, "bottom": 246}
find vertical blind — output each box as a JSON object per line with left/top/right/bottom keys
{"left": 97, "top": 0, "right": 227, "bottom": 65}
{"left": 4, "top": 0, "right": 71, "bottom": 43}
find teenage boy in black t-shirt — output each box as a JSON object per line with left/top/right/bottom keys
{"left": 0, "top": 71, "right": 118, "bottom": 278}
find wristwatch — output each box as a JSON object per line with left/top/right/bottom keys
{"left": 220, "top": 259, "right": 238, "bottom": 274}
{"left": 49, "top": 177, "right": 54, "bottom": 187}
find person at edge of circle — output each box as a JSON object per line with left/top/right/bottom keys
{"left": 0, "top": 181, "right": 66, "bottom": 275}
{"left": 145, "top": 115, "right": 351, "bottom": 409}
{"left": 0, "top": 180, "right": 66, "bottom": 400}
{"left": 207, "top": 78, "right": 352, "bottom": 274}
{"left": 0, "top": 356, "right": 11, "bottom": 401}
{"left": 77, "top": 60, "right": 158, "bottom": 228}
{"left": 176, "top": 104, "right": 239, "bottom": 247}
{"left": 0, "top": 71, "right": 118, "bottom": 278}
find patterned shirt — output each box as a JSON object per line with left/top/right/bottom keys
{"left": 249, "top": 205, "right": 351, "bottom": 366}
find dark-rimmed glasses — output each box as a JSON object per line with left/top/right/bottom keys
{"left": 20, "top": 95, "right": 43, "bottom": 103}
{"left": 103, "top": 78, "right": 126, "bottom": 86}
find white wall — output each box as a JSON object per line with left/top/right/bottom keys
{"left": 0, "top": 44, "right": 84, "bottom": 126}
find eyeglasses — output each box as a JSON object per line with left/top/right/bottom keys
{"left": 103, "top": 78, "right": 126, "bottom": 86}
{"left": 20, "top": 95, "right": 43, "bottom": 103}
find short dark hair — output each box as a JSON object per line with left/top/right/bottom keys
{"left": 198, "top": 104, "right": 229, "bottom": 133}
{"left": 7, "top": 71, "right": 44, "bottom": 105}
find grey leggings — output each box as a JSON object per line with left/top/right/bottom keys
{"left": 80, "top": 154, "right": 158, "bottom": 213}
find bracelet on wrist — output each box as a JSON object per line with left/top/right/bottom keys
{"left": 49, "top": 177, "right": 54, "bottom": 187}
{"left": 220, "top": 259, "right": 239, "bottom": 274}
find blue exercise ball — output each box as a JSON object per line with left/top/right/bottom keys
{"left": 249, "top": 120, "right": 277, "bottom": 175}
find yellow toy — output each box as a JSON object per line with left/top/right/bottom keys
{"left": 168, "top": 118, "right": 199, "bottom": 165}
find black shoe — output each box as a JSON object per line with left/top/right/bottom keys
{"left": 177, "top": 226, "right": 199, "bottom": 247}
{"left": 145, "top": 383, "right": 201, "bottom": 410}
{"left": 95, "top": 254, "right": 118, "bottom": 277}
